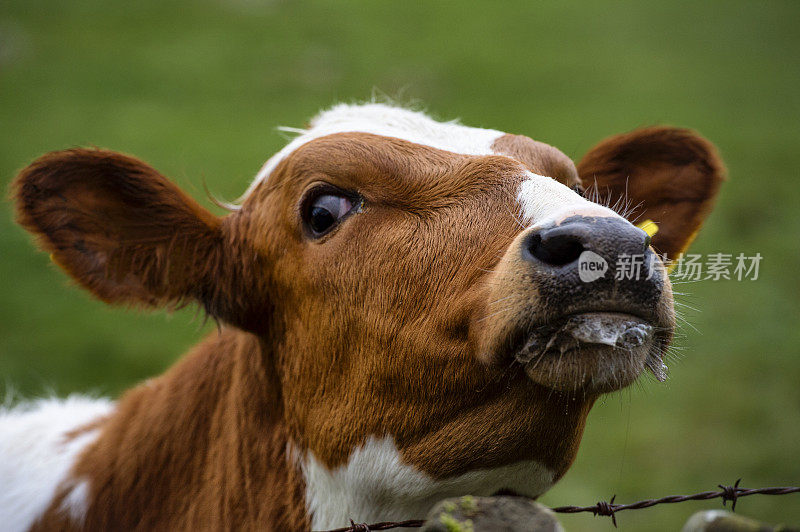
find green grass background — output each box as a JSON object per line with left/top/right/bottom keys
{"left": 1, "top": 1, "right": 798, "bottom": 529}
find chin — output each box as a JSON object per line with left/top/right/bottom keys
{"left": 512, "top": 311, "right": 671, "bottom": 395}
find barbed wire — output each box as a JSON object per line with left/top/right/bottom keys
{"left": 322, "top": 480, "right": 800, "bottom": 531}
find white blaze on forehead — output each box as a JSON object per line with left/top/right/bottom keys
{"left": 245, "top": 102, "right": 623, "bottom": 227}
{"left": 517, "top": 171, "right": 620, "bottom": 227}
{"left": 243, "top": 103, "right": 506, "bottom": 198}
{"left": 295, "top": 435, "right": 554, "bottom": 530}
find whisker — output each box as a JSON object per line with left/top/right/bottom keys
{"left": 486, "top": 294, "right": 515, "bottom": 307}
{"left": 475, "top": 306, "right": 514, "bottom": 323}
{"left": 505, "top": 205, "right": 527, "bottom": 230}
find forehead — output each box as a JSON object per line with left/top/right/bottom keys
{"left": 244, "top": 103, "right": 579, "bottom": 197}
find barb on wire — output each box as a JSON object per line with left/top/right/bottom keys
{"left": 321, "top": 480, "right": 800, "bottom": 532}
{"left": 719, "top": 478, "right": 742, "bottom": 511}
{"left": 325, "top": 519, "right": 425, "bottom": 532}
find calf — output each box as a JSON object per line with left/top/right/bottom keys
{"left": 1, "top": 103, "right": 724, "bottom": 531}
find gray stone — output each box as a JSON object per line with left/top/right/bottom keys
{"left": 682, "top": 510, "right": 799, "bottom": 532}
{"left": 421, "top": 495, "right": 563, "bottom": 532}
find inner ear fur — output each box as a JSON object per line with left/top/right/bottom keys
{"left": 577, "top": 127, "right": 725, "bottom": 259}
{"left": 12, "top": 148, "right": 244, "bottom": 319}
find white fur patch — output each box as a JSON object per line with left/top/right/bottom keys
{"left": 297, "top": 435, "right": 554, "bottom": 530}
{"left": 58, "top": 479, "right": 91, "bottom": 524}
{"left": 0, "top": 396, "right": 113, "bottom": 531}
{"left": 244, "top": 103, "right": 505, "bottom": 197}
{"left": 517, "top": 170, "right": 619, "bottom": 227}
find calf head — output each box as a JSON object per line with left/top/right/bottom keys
{"left": 13, "top": 104, "right": 723, "bottom": 524}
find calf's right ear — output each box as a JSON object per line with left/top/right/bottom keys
{"left": 12, "top": 148, "right": 261, "bottom": 330}
{"left": 577, "top": 127, "right": 725, "bottom": 260}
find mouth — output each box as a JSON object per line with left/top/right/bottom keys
{"left": 511, "top": 311, "right": 668, "bottom": 394}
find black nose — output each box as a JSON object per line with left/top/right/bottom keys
{"left": 523, "top": 215, "right": 651, "bottom": 268}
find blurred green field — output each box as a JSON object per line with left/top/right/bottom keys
{"left": 1, "top": 1, "right": 798, "bottom": 529}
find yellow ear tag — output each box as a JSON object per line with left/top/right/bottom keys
{"left": 635, "top": 220, "right": 681, "bottom": 273}
{"left": 636, "top": 220, "right": 672, "bottom": 270}
{"left": 636, "top": 219, "right": 659, "bottom": 238}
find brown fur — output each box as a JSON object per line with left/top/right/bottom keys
{"left": 11, "top": 124, "right": 723, "bottom": 530}
{"left": 492, "top": 134, "right": 582, "bottom": 189}
{"left": 33, "top": 330, "right": 308, "bottom": 532}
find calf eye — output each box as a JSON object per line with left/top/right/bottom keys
{"left": 302, "top": 190, "right": 359, "bottom": 237}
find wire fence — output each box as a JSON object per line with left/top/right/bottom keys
{"left": 322, "top": 480, "right": 800, "bottom": 531}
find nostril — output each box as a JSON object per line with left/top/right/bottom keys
{"left": 528, "top": 232, "right": 586, "bottom": 266}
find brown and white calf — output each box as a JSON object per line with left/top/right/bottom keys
{"left": 1, "top": 104, "right": 724, "bottom": 530}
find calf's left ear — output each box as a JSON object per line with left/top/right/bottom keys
{"left": 12, "top": 148, "right": 262, "bottom": 330}
{"left": 577, "top": 127, "right": 725, "bottom": 260}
